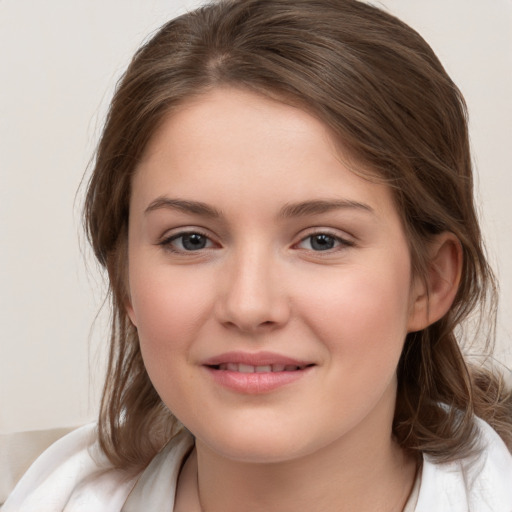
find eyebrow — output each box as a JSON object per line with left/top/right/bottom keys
{"left": 144, "top": 197, "right": 374, "bottom": 219}
{"left": 278, "top": 199, "right": 374, "bottom": 218}
{"left": 144, "top": 197, "right": 222, "bottom": 218}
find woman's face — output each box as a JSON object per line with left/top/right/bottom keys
{"left": 127, "top": 87, "right": 424, "bottom": 463}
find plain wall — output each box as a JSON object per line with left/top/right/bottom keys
{"left": 1, "top": 0, "right": 511, "bottom": 433}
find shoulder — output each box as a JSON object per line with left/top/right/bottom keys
{"left": 416, "top": 417, "right": 512, "bottom": 512}
{"left": 2, "top": 424, "right": 137, "bottom": 512}
{"left": 3, "top": 424, "right": 195, "bottom": 512}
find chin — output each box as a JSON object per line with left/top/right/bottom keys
{"left": 193, "top": 420, "right": 328, "bottom": 464}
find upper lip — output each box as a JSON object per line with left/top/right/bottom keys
{"left": 202, "top": 351, "right": 313, "bottom": 367}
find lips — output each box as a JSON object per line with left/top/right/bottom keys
{"left": 202, "top": 352, "right": 314, "bottom": 393}
{"left": 215, "top": 363, "right": 306, "bottom": 373}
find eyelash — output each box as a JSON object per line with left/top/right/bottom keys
{"left": 158, "top": 229, "right": 354, "bottom": 254}
{"left": 158, "top": 230, "right": 215, "bottom": 253}
{"left": 295, "top": 231, "right": 355, "bottom": 252}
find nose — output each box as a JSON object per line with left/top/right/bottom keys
{"left": 215, "top": 246, "right": 291, "bottom": 333}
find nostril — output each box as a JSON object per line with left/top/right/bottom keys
{"left": 215, "top": 287, "right": 291, "bottom": 332}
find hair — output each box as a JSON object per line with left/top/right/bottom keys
{"left": 84, "top": 0, "right": 512, "bottom": 469}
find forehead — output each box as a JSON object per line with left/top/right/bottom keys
{"left": 132, "top": 87, "right": 399, "bottom": 223}
{"left": 138, "top": 87, "right": 339, "bottom": 166}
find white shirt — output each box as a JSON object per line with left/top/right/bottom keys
{"left": 3, "top": 417, "right": 511, "bottom": 511}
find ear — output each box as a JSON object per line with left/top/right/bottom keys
{"left": 116, "top": 271, "right": 137, "bottom": 327}
{"left": 126, "top": 301, "right": 138, "bottom": 327}
{"left": 407, "top": 232, "right": 462, "bottom": 333}
{"left": 120, "top": 260, "right": 137, "bottom": 327}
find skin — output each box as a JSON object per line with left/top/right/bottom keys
{"left": 126, "top": 87, "right": 461, "bottom": 512}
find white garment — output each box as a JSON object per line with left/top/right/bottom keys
{"left": 0, "top": 426, "right": 77, "bottom": 504}
{"left": 3, "top": 417, "right": 511, "bottom": 511}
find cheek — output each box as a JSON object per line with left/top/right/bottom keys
{"left": 128, "top": 261, "right": 214, "bottom": 372}
{"left": 299, "top": 259, "right": 412, "bottom": 367}
{"left": 127, "top": 264, "right": 219, "bottom": 420}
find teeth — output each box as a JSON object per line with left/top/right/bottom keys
{"left": 216, "top": 363, "right": 304, "bottom": 373}
{"left": 238, "top": 364, "right": 254, "bottom": 374}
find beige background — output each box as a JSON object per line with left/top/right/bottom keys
{"left": 1, "top": 0, "right": 511, "bottom": 435}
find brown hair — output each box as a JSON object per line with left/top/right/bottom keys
{"left": 84, "top": 0, "right": 512, "bottom": 469}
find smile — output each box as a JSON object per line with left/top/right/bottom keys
{"left": 211, "top": 363, "right": 307, "bottom": 373}
{"left": 202, "top": 352, "right": 315, "bottom": 394}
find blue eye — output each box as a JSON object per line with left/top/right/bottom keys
{"left": 308, "top": 234, "right": 337, "bottom": 251}
{"left": 297, "top": 233, "right": 352, "bottom": 252}
{"left": 161, "top": 232, "right": 213, "bottom": 252}
{"left": 180, "top": 233, "right": 209, "bottom": 250}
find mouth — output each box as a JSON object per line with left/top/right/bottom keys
{"left": 207, "top": 363, "right": 311, "bottom": 373}
{"left": 202, "top": 352, "right": 315, "bottom": 393}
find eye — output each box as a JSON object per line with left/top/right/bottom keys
{"left": 297, "top": 233, "right": 353, "bottom": 252}
{"left": 160, "top": 231, "right": 214, "bottom": 252}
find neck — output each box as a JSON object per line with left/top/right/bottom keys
{"left": 176, "top": 410, "right": 418, "bottom": 512}
{"left": 198, "top": 440, "right": 415, "bottom": 512}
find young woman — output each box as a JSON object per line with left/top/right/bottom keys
{"left": 4, "top": 0, "right": 512, "bottom": 510}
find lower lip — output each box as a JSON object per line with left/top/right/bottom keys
{"left": 204, "top": 366, "right": 313, "bottom": 394}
